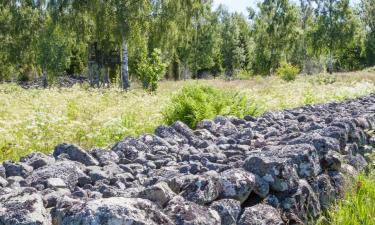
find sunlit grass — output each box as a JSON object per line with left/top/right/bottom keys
{"left": 0, "top": 71, "right": 375, "bottom": 161}
{"left": 320, "top": 152, "right": 375, "bottom": 225}
{"left": 320, "top": 172, "right": 375, "bottom": 225}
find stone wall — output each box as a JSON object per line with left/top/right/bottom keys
{"left": 1, "top": 94, "right": 375, "bottom": 225}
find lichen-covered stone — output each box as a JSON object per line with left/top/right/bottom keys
{"left": 57, "top": 197, "right": 173, "bottom": 225}
{"left": 0, "top": 188, "right": 51, "bottom": 225}
{"left": 238, "top": 204, "right": 284, "bottom": 225}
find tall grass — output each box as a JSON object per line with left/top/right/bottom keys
{"left": 320, "top": 173, "right": 375, "bottom": 225}
{"left": 0, "top": 71, "right": 374, "bottom": 161}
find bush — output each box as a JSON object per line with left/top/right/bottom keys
{"left": 136, "top": 48, "right": 166, "bottom": 93}
{"left": 236, "top": 69, "right": 253, "bottom": 80}
{"left": 162, "top": 85, "right": 259, "bottom": 128}
{"left": 276, "top": 62, "right": 300, "bottom": 82}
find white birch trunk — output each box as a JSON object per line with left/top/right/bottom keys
{"left": 42, "top": 69, "right": 48, "bottom": 88}
{"left": 329, "top": 50, "right": 333, "bottom": 74}
{"left": 121, "top": 35, "right": 130, "bottom": 90}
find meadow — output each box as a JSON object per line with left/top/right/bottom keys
{"left": 1, "top": 70, "right": 375, "bottom": 224}
{"left": 1, "top": 71, "right": 375, "bottom": 162}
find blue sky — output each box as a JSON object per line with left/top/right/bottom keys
{"left": 212, "top": 0, "right": 361, "bottom": 16}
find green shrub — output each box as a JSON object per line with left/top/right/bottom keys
{"left": 162, "top": 85, "right": 259, "bottom": 128}
{"left": 136, "top": 48, "right": 166, "bottom": 93}
{"left": 236, "top": 69, "right": 253, "bottom": 80}
{"left": 17, "top": 72, "right": 30, "bottom": 82}
{"left": 276, "top": 62, "right": 300, "bottom": 82}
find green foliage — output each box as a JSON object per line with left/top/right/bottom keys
{"left": 310, "top": 0, "right": 362, "bottom": 72}
{"left": 162, "top": 85, "right": 259, "bottom": 128}
{"left": 136, "top": 49, "right": 167, "bottom": 92}
{"left": 1, "top": 0, "right": 375, "bottom": 83}
{"left": 276, "top": 63, "right": 299, "bottom": 82}
{"left": 219, "top": 11, "right": 251, "bottom": 77}
{"left": 252, "top": 0, "right": 299, "bottom": 75}
{"left": 236, "top": 69, "right": 253, "bottom": 80}
{"left": 361, "top": 0, "right": 375, "bottom": 67}
{"left": 36, "top": 17, "right": 72, "bottom": 77}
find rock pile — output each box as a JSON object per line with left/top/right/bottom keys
{"left": 1, "top": 94, "right": 375, "bottom": 225}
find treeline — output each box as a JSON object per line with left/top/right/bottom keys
{"left": 0, "top": 0, "right": 374, "bottom": 88}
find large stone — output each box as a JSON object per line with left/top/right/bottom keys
{"left": 138, "top": 181, "right": 176, "bottom": 207}
{"left": 280, "top": 179, "right": 321, "bottom": 223}
{"left": 243, "top": 154, "right": 299, "bottom": 192}
{"left": 57, "top": 197, "right": 172, "bottom": 225}
{"left": 0, "top": 188, "right": 51, "bottom": 225}
{"left": 210, "top": 199, "right": 241, "bottom": 225}
{"left": 165, "top": 196, "right": 221, "bottom": 225}
{"left": 3, "top": 161, "right": 33, "bottom": 178}
{"left": 218, "top": 168, "right": 268, "bottom": 203}
{"left": 53, "top": 143, "right": 98, "bottom": 166}
{"left": 310, "top": 174, "right": 336, "bottom": 210}
{"left": 46, "top": 178, "right": 67, "bottom": 189}
{"left": 26, "top": 161, "right": 87, "bottom": 191}
{"left": 0, "top": 176, "right": 8, "bottom": 187}
{"left": 89, "top": 148, "right": 120, "bottom": 166}
{"left": 0, "top": 165, "right": 7, "bottom": 178}
{"left": 238, "top": 204, "right": 284, "bottom": 225}
{"left": 180, "top": 172, "right": 220, "bottom": 205}
{"left": 20, "top": 152, "right": 55, "bottom": 169}
{"left": 288, "top": 132, "right": 341, "bottom": 155}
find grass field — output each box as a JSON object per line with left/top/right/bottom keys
{"left": 1, "top": 71, "right": 375, "bottom": 224}
{"left": 1, "top": 71, "right": 375, "bottom": 161}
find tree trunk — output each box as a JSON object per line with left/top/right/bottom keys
{"left": 42, "top": 69, "right": 48, "bottom": 88}
{"left": 104, "top": 67, "right": 110, "bottom": 88}
{"left": 182, "top": 63, "right": 189, "bottom": 80}
{"left": 173, "top": 58, "right": 180, "bottom": 81}
{"left": 121, "top": 34, "right": 130, "bottom": 90}
{"left": 328, "top": 49, "right": 333, "bottom": 74}
{"left": 88, "top": 45, "right": 94, "bottom": 87}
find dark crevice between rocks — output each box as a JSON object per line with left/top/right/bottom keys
{"left": 241, "top": 192, "right": 263, "bottom": 209}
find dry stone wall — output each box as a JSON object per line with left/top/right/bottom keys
{"left": 1, "top": 94, "right": 375, "bottom": 225}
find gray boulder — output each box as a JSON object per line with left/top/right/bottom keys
{"left": 280, "top": 179, "right": 321, "bottom": 223}
{"left": 53, "top": 143, "right": 98, "bottom": 166}
{"left": 180, "top": 172, "right": 220, "bottom": 205}
{"left": 210, "top": 199, "right": 241, "bottom": 225}
{"left": 218, "top": 169, "right": 268, "bottom": 203}
{"left": 0, "top": 188, "right": 51, "bottom": 225}
{"left": 20, "top": 152, "right": 55, "bottom": 169}
{"left": 42, "top": 188, "right": 71, "bottom": 208}
{"left": 3, "top": 161, "right": 33, "bottom": 178}
{"left": 238, "top": 204, "right": 284, "bottom": 225}
{"left": 165, "top": 196, "right": 221, "bottom": 225}
{"left": 89, "top": 148, "right": 120, "bottom": 166}
{"left": 57, "top": 197, "right": 173, "bottom": 225}
{"left": 6, "top": 176, "right": 26, "bottom": 188}
{"left": 0, "top": 176, "right": 8, "bottom": 187}
{"left": 26, "top": 161, "right": 87, "bottom": 191}
{"left": 243, "top": 155, "right": 299, "bottom": 192}
{"left": 46, "top": 178, "right": 67, "bottom": 189}
{"left": 0, "top": 165, "right": 6, "bottom": 178}
{"left": 138, "top": 181, "right": 176, "bottom": 207}
{"left": 310, "top": 174, "right": 336, "bottom": 210}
